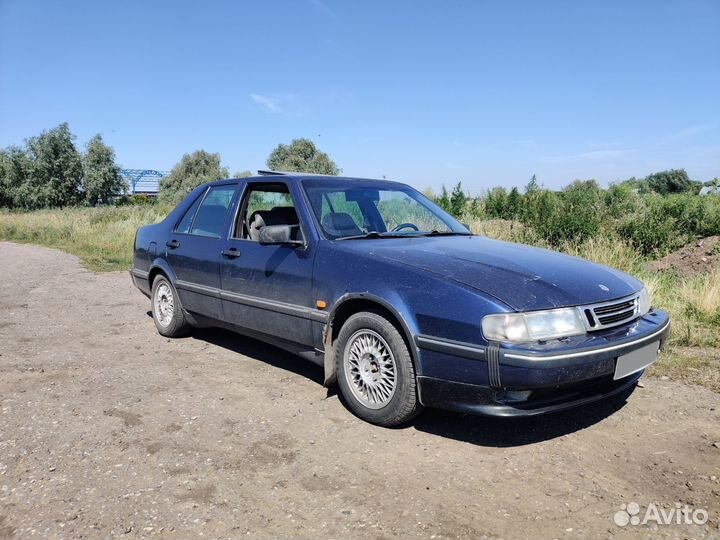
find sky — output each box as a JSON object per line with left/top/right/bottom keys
{"left": 1, "top": 0, "right": 718, "bottom": 193}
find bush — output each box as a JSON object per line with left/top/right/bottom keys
{"left": 522, "top": 189, "right": 560, "bottom": 242}
{"left": 554, "top": 180, "right": 602, "bottom": 241}
{"left": 658, "top": 194, "right": 706, "bottom": 237}
{"left": 518, "top": 182, "right": 602, "bottom": 245}
{"left": 484, "top": 187, "right": 508, "bottom": 219}
{"left": 604, "top": 183, "right": 639, "bottom": 219}
{"left": 617, "top": 210, "right": 680, "bottom": 256}
{"left": 118, "top": 193, "right": 155, "bottom": 206}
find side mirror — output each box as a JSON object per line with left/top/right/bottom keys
{"left": 258, "top": 224, "right": 304, "bottom": 247}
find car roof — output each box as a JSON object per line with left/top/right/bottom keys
{"left": 205, "top": 173, "right": 409, "bottom": 189}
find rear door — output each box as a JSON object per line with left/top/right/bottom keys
{"left": 219, "top": 181, "right": 317, "bottom": 346}
{"left": 165, "top": 183, "right": 239, "bottom": 320}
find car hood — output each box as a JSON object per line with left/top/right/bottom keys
{"left": 341, "top": 236, "right": 642, "bottom": 311}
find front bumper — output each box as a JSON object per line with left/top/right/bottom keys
{"left": 414, "top": 309, "right": 670, "bottom": 417}
{"left": 417, "top": 369, "right": 643, "bottom": 417}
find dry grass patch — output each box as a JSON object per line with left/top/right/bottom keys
{"left": 0, "top": 206, "right": 169, "bottom": 271}
{"left": 649, "top": 346, "right": 720, "bottom": 393}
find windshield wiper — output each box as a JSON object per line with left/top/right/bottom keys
{"left": 414, "top": 230, "right": 473, "bottom": 237}
{"left": 339, "top": 230, "right": 472, "bottom": 240}
{"left": 339, "top": 231, "right": 406, "bottom": 241}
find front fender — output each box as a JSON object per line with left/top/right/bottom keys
{"left": 322, "top": 291, "right": 421, "bottom": 386}
{"left": 314, "top": 243, "right": 510, "bottom": 386}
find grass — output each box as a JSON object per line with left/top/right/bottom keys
{"left": 0, "top": 205, "right": 169, "bottom": 271}
{"left": 1, "top": 207, "right": 718, "bottom": 392}
{"left": 647, "top": 347, "right": 720, "bottom": 392}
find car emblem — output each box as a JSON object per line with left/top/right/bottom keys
{"left": 598, "top": 284, "right": 610, "bottom": 292}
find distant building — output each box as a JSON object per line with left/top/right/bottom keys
{"left": 699, "top": 185, "right": 719, "bottom": 197}
{"left": 120, "top": 169, "right": 169, "bottom": 196}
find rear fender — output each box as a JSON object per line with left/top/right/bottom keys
{"left": 148, "top": 258, "right": 178, "bottom": 288}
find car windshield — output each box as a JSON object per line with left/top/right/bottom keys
{"left": 302, "top": 179, "right": 471, "bottom": 240}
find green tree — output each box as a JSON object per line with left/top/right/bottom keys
{"left": 525, "top": 174, "right": 539, "bottom": 194}
{"left": 484, "top": 187, "right": 508, "bottom": 218}
{"left": 645, "top": 169, "right": 693, "bottom": 195}
{"left": 82, "top": 134, "right": 124, "bottom": 205}
{"left": 266, "top": 138, "right": 340, "bottom": 175}
{"left": 618, "top": 176, "right": 649, "bottom": 193}
{"left": 233, "top": 170, "right": 253, "bottom": 178}
{"left": 524, "top": 189, "right": 561, "bottom": 242}
{"left": 450, "top": 181, "right": 467, "bottom": 217}
{"left": 506, "top": 187, "right": 521, "bottom": 219}
{"left": 23, "top": 123, "right": 83, "bottom": 209}
{"left": 158, "top": 150, "right": 229, "bottom": 205}
{"left": 436, "top": 185, "right": 451, "bottom": 212}
{"left": 604, "top": 182, "right": 638, "bottom": 218}
{"left": 0, "top": 146, "right": 31, "bottom": 208}
{"left": 552, "top": 179, "right": 603, "bottom": 241}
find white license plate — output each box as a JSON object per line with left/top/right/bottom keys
{"left": 614, "top": 342, "right": 660, "bottom": 380}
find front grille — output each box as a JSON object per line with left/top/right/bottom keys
{"left": 584, "top": 294, "right": 640, "bottom": 331}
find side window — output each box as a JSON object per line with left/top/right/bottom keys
{"left": 174, "top": 191, "right": 205, "bottom": 234}
{"left": 234, "top": 183, "right": 302, "bottom": 242}
{"left": 247, "top": 189, "right": 294, "bottom": 217}
{"left": 188, "top": 185, "right": 237, "bottom": 238}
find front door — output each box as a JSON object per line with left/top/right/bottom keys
{"left": 165, "top": 183, "right": 238, "bottom": 320}
{"left": 219, "top": 181, "right": 316, "bottom": 346}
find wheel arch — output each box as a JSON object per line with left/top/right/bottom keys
{"left": 322, "top": 293, "right": 420, "bottom": 386}
{"left": 148, "top": 258, "right": 177, "bottom": 289}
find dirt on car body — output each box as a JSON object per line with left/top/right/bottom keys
{"left": 0, "top": 241, "right": 718, "bottom": 539}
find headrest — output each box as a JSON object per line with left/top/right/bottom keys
{"left": 321, "top": 212, "right": 362, "bottom": 237}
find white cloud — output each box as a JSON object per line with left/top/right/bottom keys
{"left": 250, "top": 93, "right": 310, "bottom": 118}
{"left": 542, "top": 149, "right": 632, "bottom": 163}
{"left": 250, "top": 93, "right": 281, "bottom": 113}
{"left": 310, "top": 0, "right": 334, "bottom": 17}
{"left": 660, "top": 124, "right": 712, "bottom": 144}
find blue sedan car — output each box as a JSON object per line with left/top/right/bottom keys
{"left": 130, "top": 172, "right": 670, "bottom": 426}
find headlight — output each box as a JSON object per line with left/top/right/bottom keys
{"left": 482, "top": 308, "right": 586, "bottom": 342}
{"left": 637, "top": 287, "right": 651, "bottom": 315}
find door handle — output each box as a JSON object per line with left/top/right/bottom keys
{"left": 166, "top": 239, "right": 180, "bottom": 249}
{"left": 221, "top": 248, "right": 241, "bottom": 259}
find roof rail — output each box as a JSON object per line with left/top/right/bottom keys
{"left": 257, "top": 169, "right": 335, "bottom": 177}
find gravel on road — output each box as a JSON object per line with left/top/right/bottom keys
{"left": 1, "top": 241, "right": 718, "bottom": 539}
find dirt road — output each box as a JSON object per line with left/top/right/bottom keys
{"left": 0, "top": 241, "right": 718, "bottom": 539}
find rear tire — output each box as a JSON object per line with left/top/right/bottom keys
{"left": 335, "top": 310, "right": 423, "bottom": 426}
{"left": 151, "top": 275, "right": 191, "bottom": 337}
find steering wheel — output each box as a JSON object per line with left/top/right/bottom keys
{"left": 391, "top": 223, "right": 419, "bottom": 232}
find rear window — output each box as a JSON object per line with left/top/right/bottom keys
{"left": 174, "top": 191, "right": 205, "bottom": 234}
{"left": 189, "top": 185, "right": 237, "bottom": 238}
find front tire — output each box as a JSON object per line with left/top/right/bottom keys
{"left": 151, "top": 275, "right": 191, "bottom": 337}
{"left": 335, "top": 310, "right": 423, "bottom": 426}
